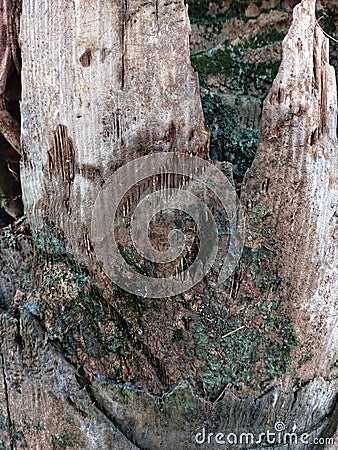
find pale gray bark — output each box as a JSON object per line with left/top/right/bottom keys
{"left": 20, "top": 0, "right": 208, "bottom": 263}
{"left": 243, "top": 0, "right": 338, "bottom": 383}
{"left": 0, "top": 0, "right": 336, "bottom": 449}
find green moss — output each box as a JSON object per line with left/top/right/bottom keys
{"left": 0, "top": 413, "right": 8, "bottom": 432}
{"left": 200, "top": 90, "right": 258, "bottom": 180}
{"left": 2, "top": 228, "right": 20, "bottom": 249}
{"left": 50, "top": 279, "right": 139, "bottom": 381}
{"left": 162, "top": 386, "right": 197, "bottom": 414}
{"left": 191, "top": 32, "right": 282, "bottom": 178}
{"left": 192, "top": 42, "right": 281, "bottom": 95}
{"left": 186, "top": 0, "right": 261, "bottom": 24}
{"left": 51, "top": 429, "right": 79, "bottom": 449}
{"left": 0, "top": 413, "right": 27, "bottom": 448}
{"left": 316, "top": 9, "right": 336, "bottom": 36}
{"left": 172, "top": 328, "right": 184, "bottom": 342}
{"left": 192, "top": 46, "right": 236, "bottom": 78}
{"left": 27, "top": 219, "right": 148, "bottom": 384}
{"left": 185, "top": 0, "right": 223, "bottom": 24}
{"left": 192, "top": 316, "right": 262, "bottom": 393}
{"left": 189, "top": 237, "right": 296, "bottom": 396}
{"left": 239, "top": 29, "right": 286, "bottom": 49}
{"left": 34, "top": 219, "right": 71, "bottom": 260}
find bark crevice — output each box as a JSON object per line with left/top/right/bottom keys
{"left": 1, "top": 352, "right": 13, "bottom": 450}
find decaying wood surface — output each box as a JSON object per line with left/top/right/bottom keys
{"left": 243, "top": 0, "right": 338, "bottom": 384}
{"left": 20, "top": 0, "right": 209, "bottom": 260}
{"left": 0, "top": 0, "right": 336, "bottom": 448}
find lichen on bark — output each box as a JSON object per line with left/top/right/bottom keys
{"left": 0, "top": 0, "right": 337, "bottom": 448}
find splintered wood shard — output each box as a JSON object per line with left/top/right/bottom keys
{"left": 243, "top": 0, "right": 338, "bottom": 382}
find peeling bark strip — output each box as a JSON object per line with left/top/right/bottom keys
{"left": 0, "top": 110, "right": 20, "bottom": 155}
{"left": 0, "top": 1, "right": 23, "bottom": 223}
{"left": 47, "top": 124, "right": 76, "bottom": 214}
{"left": 48, "top": 125, "right": 76, "bottom": 186}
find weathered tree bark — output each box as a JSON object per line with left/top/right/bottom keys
{"left": 0, "top": 0, "right": 337, "bottom": 449}
{"left": 243, "top": 0, "right": 338, "bottom": 383}
{"left": 20, "top": 0, "right": 208, "bottom": 257}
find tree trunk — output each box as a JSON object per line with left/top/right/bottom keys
{"left": 243, "top": 0, "right": 338, "bottom": 382}
{"left": 20, "top": 0, "right": 208, "bottom": 255}
{"left": 0, "top": 0, "right": 337, "bottom": 449}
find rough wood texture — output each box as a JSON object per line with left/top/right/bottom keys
{"left": 0, "top": 0, "right": 335, "bottom": 448}
{"left": 0, "top": 310, "right": 139, "bottom": 449}
{"left": 0, "top": 0, "right": 21, "bottom": 107}
{"left": 0, "top": 229, "right": 336, "bottom": 449}
{"left": 243, "top": 0, "right": 338, "bottom": 384}
{"left": 20, "top": 0, "right": 209, "bottom": 260}
{"left": 0, "top": 282, "right": 337, "bottom": 449}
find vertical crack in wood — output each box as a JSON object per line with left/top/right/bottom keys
{"left": 313, "top": 24, "right": 329, "bottom": 137}
{"left": 82, "top": 225, "right": 94, "bottom": 258}
{"left": 313, "top": 30, "right": 320, "bottom": 94}
{"left": 320, "top": 51, "right": 328, "bottom": 134}
{"left": 121, "top": 0, "right": 128, "bottom": 90}
{"left": 48, "top": 125, "right": 76, "bottom": 212}
{"left": 1, "top": 352, "right": 14, "bottom": 450}
{"left": 155, "top": 0, "right": 158, "bottom": 20}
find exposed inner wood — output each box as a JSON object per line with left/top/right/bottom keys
{"left": 0, "top": 0, "right": 336, "bottom": 448}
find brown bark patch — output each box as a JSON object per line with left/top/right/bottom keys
{"left": 79, "top": 49, "right": 92, "bottom": 67}
{"left": 47, "top": 125, "right": 76, "bottom": 213}
{"left": 48, "top": 124, "right": 76, "bottom": 186}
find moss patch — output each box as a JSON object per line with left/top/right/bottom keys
{"left": 191, "top": 35, "right": 282, "bottom": 180}
{"left": 201, "top": 90, "right": 258, "bottom": 180}
{"left": 28, "top": 221, "right": 147, "bottom": 385}
{"left": 186, "top": 0, "right": 262, "bottom": 24}
{"left": 51, "top": 429, "right": 79, "bottom": 450}
{"left": 191, "top": 278, "right": 295, "bottom": 396}
{"left": 191, "top": 40, "right": 281, "bottom": 95}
